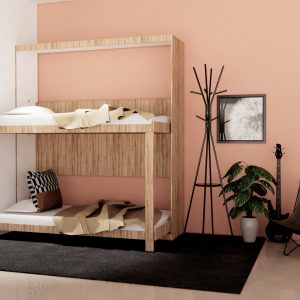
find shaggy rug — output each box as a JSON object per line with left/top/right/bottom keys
{"left": 0, "top": 232, "right": 265, "bottom": 294}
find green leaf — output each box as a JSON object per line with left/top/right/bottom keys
{"left": 258, "top": 180, "right": 275, "bottom": 194}
{"left": 255, "top": 202, "right": 265, "bottom": 214}
{"left": 223, "top": 161, "right": 244, "bottom": 183}
{"left": 248, "top": 196, "right": 268, "bottom": 215}
{"left": 237, "top": 174, "right": 256, "bottom": 191}
{"left": 252, "top": 183, "right": 267, "bottom": 196}
{"left": 235, "top": 190, "right": 251, "bottom": 207}
{"left": 260, "top": 197, "right": 272, "bottom": 203}
{"left": 229, "top": 206, "right": 244, "bottom": 219}
{"left": 245, "top": 166, "right": 276, "bottom": 183}
{"left": 245, "top": 166, "right": 254, "bottom": 176}
{"left": 224, "top": 194, "right": 238, "bottom": 203}
{"left": 220, "top": 181, "right": 239, "bottom": 196}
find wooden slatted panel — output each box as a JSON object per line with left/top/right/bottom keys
{"left": 0, "top": 222, "right": 171, "bottom": 241}
{"left": 36, "top": 133, "right": 170, "bottom": 177}
{"left": 0, "top": 123, "right": 170, "bottom": 134}
{"left": 16, "top": 34, "right": 172, "bottom": 52}
{"left": 39, "top": 98, "right": 171, "bottom": 116}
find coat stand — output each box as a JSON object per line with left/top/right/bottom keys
{"left": 184, "top": 65, "right": 233, "bottom": 245}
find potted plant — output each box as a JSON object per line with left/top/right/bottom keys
{"left": 221, "top": 161, "right": 276, "bottom": 242}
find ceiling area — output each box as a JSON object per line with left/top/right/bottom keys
{"left": 30, "top": 0, "right": 75, "bottom": 4}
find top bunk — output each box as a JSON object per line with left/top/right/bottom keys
{"left": 0, "top": 99, "right": 171, "bottom": 134}
{"left": 0, "top": 34, "right": 183, "bottom": 135}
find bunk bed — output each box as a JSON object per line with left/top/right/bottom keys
{"left": 0, "top": 34, "right": 184, "bottom": 252}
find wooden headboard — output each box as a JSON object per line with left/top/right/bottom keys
{"left": 39, "top": 98, "right": 171, "bottom": 115}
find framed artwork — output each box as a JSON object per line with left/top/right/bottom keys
{"left": 217, "top": 94, "right": 266, "bottom": 143}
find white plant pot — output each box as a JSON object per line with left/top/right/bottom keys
{"left": 241, "top": 217, "right": 258, "bottom": 243}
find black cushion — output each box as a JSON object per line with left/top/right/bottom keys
{"left": 27, "top": 169, "right": 62, "bottom": 212}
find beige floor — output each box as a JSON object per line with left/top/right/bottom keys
{"left": 0, "top": 239, "right": 299, "bottom": 300}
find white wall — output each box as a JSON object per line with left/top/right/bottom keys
{"left": 0, "top": 0, "right": 37, "bottom": 209}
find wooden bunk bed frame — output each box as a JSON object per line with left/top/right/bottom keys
{"left": 0, "top": 34, "right": 184, "bottom": 252}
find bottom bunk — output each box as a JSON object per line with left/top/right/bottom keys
{"left": 0, "top": 201, "right": 172, "bottom": 250}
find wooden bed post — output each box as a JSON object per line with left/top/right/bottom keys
{"left": 170, "top": 36, "right": 184, "bottom": 238}
{"left": 145, "top": 131, "right": 154, "bottom": 252}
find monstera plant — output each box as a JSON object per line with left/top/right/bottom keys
{"left": 221, "top": 161, "right": 276, "bottom": 242}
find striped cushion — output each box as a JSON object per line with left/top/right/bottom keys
{"left": 27, "top": 169, "right": 62, "bottom": 212}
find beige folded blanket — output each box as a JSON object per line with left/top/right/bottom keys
{"left": 53, "top": 200, "right": 162, "bottom": 235}
{"left": 53, "top": 104, "right": 154, "bottom": 129}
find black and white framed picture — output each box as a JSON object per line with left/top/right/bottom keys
{"left": 217, "top": 94, "right": 266, "bottom": 143}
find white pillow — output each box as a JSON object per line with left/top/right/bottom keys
{"left": 5, "top": 199, "right": 38, "bottom": 213}
{"left": 5, "top": 106, "right": 54, "bottom": 115}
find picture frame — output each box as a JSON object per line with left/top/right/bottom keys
{"left": 217, "top": 94, "right": 266, "bottom": 143}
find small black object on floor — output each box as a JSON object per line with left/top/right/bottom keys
{"left": 0, "top": 232, "right": 265, "bottom": 294}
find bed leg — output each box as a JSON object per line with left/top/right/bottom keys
{"left": 145, "top": 238, "right": 154, "bottom": 252}
{"left": 145, "top": 132, "right": 154, "bottom": 252}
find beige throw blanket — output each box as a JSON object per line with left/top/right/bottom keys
{"left": 53, "top": 104, "right": 154, "bottom": 129}
{"left": 53, "top": 200, "right": 162, "bottom": 235}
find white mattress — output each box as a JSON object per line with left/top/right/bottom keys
{"left": 0, "top": 114, "right": 57, "bottom": 125}
{"left": 0, "top": 113, "right": 170, "bottom": 126}
{"left": 0, "top": 206, "right": 171, "bottom": 232}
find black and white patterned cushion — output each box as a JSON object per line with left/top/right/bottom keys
{"left": 27, "top": 169, "right": 61, "bottom": 211}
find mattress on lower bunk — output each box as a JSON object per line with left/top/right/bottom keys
{"left": 0, "top": 203, "right": 171, "bottom": 232}
{"left": 0, "top": 113, "right": 170, "bottom": 126}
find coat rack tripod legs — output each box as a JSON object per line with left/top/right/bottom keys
{"left": 184, "top": 65, "right": 233, "bottom": 241}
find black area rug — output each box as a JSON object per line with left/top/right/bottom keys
{"left": 0, "top": 232, "right": 265, "bottom": 294}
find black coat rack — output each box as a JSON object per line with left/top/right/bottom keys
{"left": 184, "top": 65, "right": 233, "bottom": 242}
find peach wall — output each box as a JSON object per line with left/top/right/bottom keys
{"left": 38, "top": 47, "right": 171, "bottom": 100}
{"left": 38, "top": 0, "right": 300, "bottom": 236}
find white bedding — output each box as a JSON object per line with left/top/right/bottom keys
{"left": 0, "top": 114, "right": 57, "bottom": 125}
{"left": 0, "top": 113, "right": 170, "bottom": 126}
{"left": 0, "top": 202, "right": 171, "bottom": 232}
